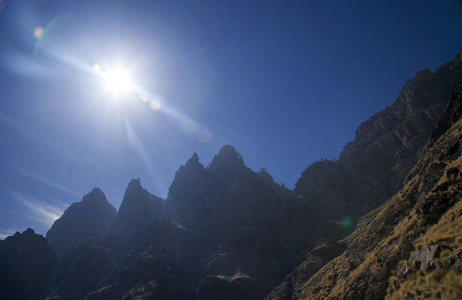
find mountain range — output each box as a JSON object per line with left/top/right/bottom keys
{"left": 1, "top": 48, "right": 462, "bottom": 299}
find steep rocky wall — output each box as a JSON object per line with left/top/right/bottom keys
{"left": 296, "top": 48, "right": 462, "bottom": 218}
{"left": 46, "top": 188, "right": 117, "bottom": 254}
{"left": 287, "top": 81, "right": 462, "bottom": 300}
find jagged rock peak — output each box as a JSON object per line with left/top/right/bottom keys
{"left": 81, "top": 188, "right": 108, "bottom": 204}
{"left": 46, "top": 188, "right": 117, "bottom": 254}
{"left": 191, "top": 152, "right": 199, "bottom": 162}
{"left": 208, "top": 145, "right": 245, "bottom": 172}
{"left": 109, "top": 178, "right": 164, "bottom": 240}
{"left": 127, "top": 178, "right": 142, "bottom": 190}
{"left": 184, "top": 152, "right": 203, "bottom": 168}
{"left": 119, "top": 178, "right": 164, "bottom": 210}
{"left": 23, "top": 227, "right": 36, "bottom": 236}
{"left": 218, "top": 144, "right": 239, "bottom": 159}
{"left": 172, "top": 153, "right": 205, "bottom": 181}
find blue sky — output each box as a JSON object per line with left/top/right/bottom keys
{"left": 1, "top": 0, "right": 461, "bottom": 238}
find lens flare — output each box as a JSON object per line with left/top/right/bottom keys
{"left": 150, "top": 100, "right": 162, "bottom": 110}
{"left": 341, "top": 217, "right": 352, "bottom": 228}
{"left": 139, "top": 95, "right": 148, "bottom": 103}
{"left": 92, "top": 64, "right": 101, "bottom": 72}
{"left": 34, "top": 27, "right": 44, "bottom": 38}
{"left": 198, "top": 129, "right": 212, "bottom": 143}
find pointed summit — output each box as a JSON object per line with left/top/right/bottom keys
{"left": 170, "top": 153, "right": 205, "bottom": 189}
{"left": 183, "top": 152, "right": 203, "bottom": 170}
{"left": 190, "top": 152, "right": 199, "bottom": 162}
{"left": 46, "top": 188, "right": 117, "bottom": 254}
{"left": 217, "top": 145, "right": 240, "bottom": 159}
{"left": 109, "top": 179, "right": 164, "bottom": 239}
{"left": 208, "top": 145, "right": 245, "bottom": 174}
{"left": 127, "top": 178, "right": 143, "bottom": 190}
{"left": 164, "top": 152, "right": 207, "bottom": 225}
{"left": 81, "top": 188, "right": 107, "bottom": 204}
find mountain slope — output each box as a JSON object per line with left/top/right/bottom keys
{"left": 289, "top": 81, "right": 462, "bottom": 299}
{"left": 46, "top": 188, "right": 117, "bottom": 254}
{"left": 296, "top": 48, "right": 462, "bottom": 219}
{"left": 109, "top": 179, "right": 164, "bottom": 239}
{"left": 107, "top": 179, "right": 165, "bottom": 261}
{"left": 88, "top": 145, "right": 304, "bottom": 299}
{"left": 0, "top": 229, "right": 59, "bottom": 300}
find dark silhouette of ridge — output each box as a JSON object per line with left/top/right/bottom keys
{"left": 46, "top": 188, "right": 117, "bottom": 254}
{"left": 2, "top": 48, "right": 462, "bottom": 300}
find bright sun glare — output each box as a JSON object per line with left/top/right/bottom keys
{"left": 103, "top": 68, "right": 134, "bottom": 96}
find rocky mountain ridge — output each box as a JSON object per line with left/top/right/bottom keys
{"left": 272, "top": 80, "right": 462, "bottom": 300}
{"left": 46, "top": 188, "right": 117, "bottom": 254}
{"left": 0, "top": 48, "right": 461, "bottom": 299}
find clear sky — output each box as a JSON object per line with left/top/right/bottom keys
{"left": 1, "top": 0, "right": 461, "bottom": 238}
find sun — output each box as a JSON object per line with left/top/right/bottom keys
{"left": 103, "top": 67, "right": 134, "bottom": 96}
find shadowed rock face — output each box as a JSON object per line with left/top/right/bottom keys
{"left": 257, "top": 168, "right": 293, "bottom": 197}
{"left": 266, "top": 239, "right": 346, "bottom": 300}
{"left": 46, "top": 188, "right": 117, "bottom": 254}
{"left": 0, "top": 228, "right": 58, "bottom": 300}
{"left": 109, "top": 179, "right": 164, "bottom": 238}
{"left": 107, "top": 179, "right": 165, "bottom": 261}
{"left": 45, "top": 237, "right": 117, "bottom": 300}
{"left": 163, "top": 153, "right": 208, "bottom": 230}
{"left": 296, "top": 49, "right": 462, "bottom": 219}
{"left": 3, "top": 50, "right": 462, "bottom": 300}
{"left": 269, "top": 82, "right": 462, "bottom": 300}
{"left": 88, "top": 146, "right": 298, "bottom": 299}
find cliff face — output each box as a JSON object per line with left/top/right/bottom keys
{"left": 296, "top": 49, "right": 462, "bottom": 219}
{"left": 275, "top": 81, "right": 462, "bottom": 300}
{"left": 46, "top": 188, "right": 117, "bottom": 254}
{"left": 0, "top": 228, "right": 59, "bottom": 300}
{"left": 2, "top": 49, "right": 462, "bottom": 300}
{"left": 107, "top": 179, "right": 165, "bottom": 261}
{"left": 88, "top": 145, "right": 299, "bottom": 299}
{"left": 45, "top": 238, "right": 117, "bottom": 300}
{"left": 109, "top": 179, "right": 164, "bottom": 238}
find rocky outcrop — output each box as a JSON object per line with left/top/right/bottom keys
{"left": 107, "top": 179, "right": 164, "bottom": 261}
{"left": 296, "top": 48, "right": 462, "bottom": 218}
{"left": 406, "top": 243, "right": 443, "bottom": 272}
{"left": 46, "top": 188, "right": 117, "bottom": 254}
{"left": 267, "top": 50, "right": 462, "bottom": 299}
{"left": 163, "top": 153, "right": 209, "bottom": 230}
{"left": 0, "top": 228, "right": 58, "bottom": 300}
{"left": 86, "top": 219, "right": 201, "bottom": 300}
{"left": 88, "top": 146, "right": 303, "bottom": 299}
{"left": 290, "top": 81, "right": 462, "bottom": 299}
{"left": 109, "top": 179, "right": 164, "bottom": 238}
{"left": 266, "top": 239, "right": 346, "bottom": 300}
{"left": 3, "top": 49, "right": 462, "bottom": 300}
{"left": 46, "top": 238, "right": 117, "bottom": 300}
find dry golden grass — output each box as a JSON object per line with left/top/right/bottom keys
{"left": 300, "top": 120, "right": 462, "bottom": 300}
{"left": 386, "top": 170, "right": 462, "bottom": 300}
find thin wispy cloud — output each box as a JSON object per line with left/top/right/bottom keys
{"left": 13, "top": 167, "right": 81, "bottom": 198}
{"left": 12, "top": 192, "right": 66, "bottom": 230}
